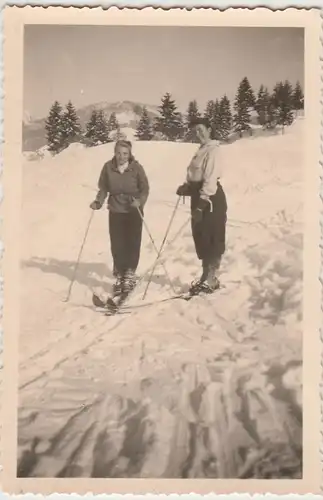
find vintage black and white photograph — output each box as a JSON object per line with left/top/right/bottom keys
{"left": 4, "top": 8, "right": 318, "bottom": 487}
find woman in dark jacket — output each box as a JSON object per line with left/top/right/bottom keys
{"left": 90, "top": 140, "right": 149, "bottom": 295}
{"left": 176, "top": 118, "right": 227, "bottom": 294}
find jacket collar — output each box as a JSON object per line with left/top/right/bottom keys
{"left": 110, "top": 157, "right": 135, "bottom": 173}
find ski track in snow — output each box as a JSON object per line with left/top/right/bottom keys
{"left": 18, "top": 121, "right": 303, "bottom": 478}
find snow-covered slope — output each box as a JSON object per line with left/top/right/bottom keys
{"left": 18, "top": 119, "right": 303, "bottom": 478}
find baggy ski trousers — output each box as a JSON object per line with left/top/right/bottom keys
{"left": 190, "top": 181, "right": 228, "bottom": 265}
{"left": 109, "top": 209, "right": 143, "bottom": 276}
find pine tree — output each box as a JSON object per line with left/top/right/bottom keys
{"left": 204, "top": 100, "right": 216, "bottom": 127}
{"left": 272, "top": 80, "right": 294, "bottom": 133}
{"left": 154, "top": 92, "right": 184, "bottom": 141}
{"left": 85, "top": 110, "right": 98, "bottom": 146}
{"left": 292, "top": 81, "right": 304, "bottom": 112}
{"left": 62, "top": 100, "right": 82, "bottom": 147}
{"left": 266, "top": 94, "right": 278, "bottom": 130}
{"left": 107, "top": 112, "right": 119, "bottom": 132}
{"left": 45, "top": 101, "right": 66, "bottom": 154}
{"left": 255, "top": 85, "right": 276, "bottom": 128}
{"left": 255, "top": 84, "right": 281, "bottom": 131}
{"left": 212, "top": 99, "right": 222, "bottom": 140}
{"left": 272, "top": 82, "right": 283, "bottom": 110}
{"left": 84, "top": 109, "right": 111, "bottom": 146}
{"left": 96, "top": 110, "right": 110, "bottom": 144}
{"left": 135, "top": 106, "right": 154, "bottom": 141}
{"left": 239, "top": 76, "right": 256, "bottom": 108}
{"left": 255, "top": 85, "right": 266, "bottom": 126}
{"left": 233, "top": 80, "right": 252, "bottom": 137}
{"left": 232, "top": 77, "right": 256, "bottom": 137}
{"left": 219, "top": 95, "right": 232, "bottom": 141}
{"left": 184, "top": 100, "right": 201, "bottom": 142}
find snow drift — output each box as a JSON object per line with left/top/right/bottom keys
{"left": 18, "top": 119, "right": 303, "bottom": 478}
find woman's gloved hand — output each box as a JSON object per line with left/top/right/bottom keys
{"left": 90, "top": 200, "right": 102, "bottom": 210}
{"left": 176, "top": 183, "right": 191, "bottom": 196}
{"left": 130, "top": 198, "right": 142, "bottom": 210}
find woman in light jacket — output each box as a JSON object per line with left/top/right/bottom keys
{"left": 90, "top": 140, "right": 149, "bottom": 295}
{"left": 176, "top": 118, "right": 227, "bottom": 294}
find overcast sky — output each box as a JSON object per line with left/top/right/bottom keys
{"left": 24, "top": 25, "right": 304, "bottom": 119}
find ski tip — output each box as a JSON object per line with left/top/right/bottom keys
{"left": 92, "top": 293, "right": 107, "bottom": 308}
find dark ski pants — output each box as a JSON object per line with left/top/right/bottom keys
{"left": 109, "top": 210, "right": 143, "bottom": 276}
{"left": 190, "top": 182, "right": 228, "bottom": 266}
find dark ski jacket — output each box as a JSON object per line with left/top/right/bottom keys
{"left": 94, "top": 158, "right": 150, "bottom": 213}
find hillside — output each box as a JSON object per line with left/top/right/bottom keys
{"left": 18, "top": 119, "right": 303, "bottom": 478}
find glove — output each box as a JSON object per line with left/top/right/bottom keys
{"left": 130, "top": 198, "right": 142, "bottom": 210}
{"left": 90, "top": 200, "right": 102, "bottom": 210}
{"left": 176, "top": 183, "right": 191, "bottom": 196}
{"left": 191, "top": 208, "right": 203, "bottom": 224}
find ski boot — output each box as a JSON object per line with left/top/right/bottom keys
{"left": 112, "top": 274, "right": 124, "bottom": 297}
{"left": 205, "top": 260, "right": 221, "bottom": 292}
{"left": 189, "top": 277, "right": 220, "bottom": 296}
{"left": 188, "top": 260, "right": 209, "bottom": 295}
{"left": 189, "top": 258, "right": 221, "bottom": 296}
{"left": 205, "top": 276, "right": 220, "bottom": 293}
{"left": 122, "top": 269, "right": 138, "bottom": 294}
{"left": 189, "top": 278, "right": 206, "bottom": 296}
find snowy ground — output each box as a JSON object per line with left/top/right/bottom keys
{"left": 18, "top": 120, "right": 303, "bottom": 478}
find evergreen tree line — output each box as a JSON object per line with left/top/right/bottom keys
{"left": 45, "top": 77, "right": 304, "bottom": 154}
{"left": 138, "top": 77, "right": 304, "bottom": 143}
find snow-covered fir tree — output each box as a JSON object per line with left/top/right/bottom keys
{"left": 154, "top": 92, "right": 184, "bottom": 141}
{"left": 254, "top": 84, "right": 279, "bottom": 130}
{"left": 62, "top": 100, "right": 82, "bottom": 147}
{"left": 233, "top": 83, "right": 252, "bottom": 137}
{"left": 95, "top": 110, "right": 110, "bottom": 144}
{"left": 204, "top": 100, "right": 216, "bottom": 128}
{"left": 135, "top": 107, "right": 154, "bottom": 141}
{"left": 239, "top": 76, "right": 256, "bottom": 108}
{"left": 255, "top": 85, "right": 270, "bottom": 127}
{"left": 107, "top": 112, "right": 119, "bottom": 133}
{"left": 45, "top": 101, "right": 66, "bottom": 154}
{"left": 292, "top": 81, "right": 304, "bottom": 113}
{"left": 84, "top": 109, "right": 111, "bottom": 146}
{"left": 84, "top": 110, "right": 98, "bottom": 146}
{"left": 272, "top": 82, "right": 283, "bottom": 109}
{"left": 266, "top": 95, "right": 278, "bottom": 130}
{"left": 184, "top": 100, "right": 201, "bottom": 142}
{"left": 219, "top": 95, "right": 232, "bottom": 141}
{"left": 212, "top": 99, "right": 222, "bottom": 140}
{"left": 272, "top": 80, "right": 294, "bottom": 133}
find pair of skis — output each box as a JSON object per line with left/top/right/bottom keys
{"left": 92, "top": 289, "right": 133, "bottom": 315}
{"left": 92, "top": 279, "right": 222, "bottom": 316}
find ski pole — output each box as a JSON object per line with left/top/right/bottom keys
{"left": 139, "top": 214, "right": 191, "bottom": 283}
{"left": 92, "top": 212, "right": 191, "bottom": 307}
{"left": 142, "top": 196, "right": 181, "bottom": 300}
{"left": 120, "top": 214, "right": 190, "bottom": 291}
{"left": 136, "top": 206, "right": 177, "bottom": 295}
{"left": 62, "top": 210, "right": 94, "bottom": 303}
{"left": 139, "top": 214, "right": 191, "bottom": 284}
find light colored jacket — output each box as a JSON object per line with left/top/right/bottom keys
{"left": 186, "top": 140, "right": 223, "bottom": 201}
